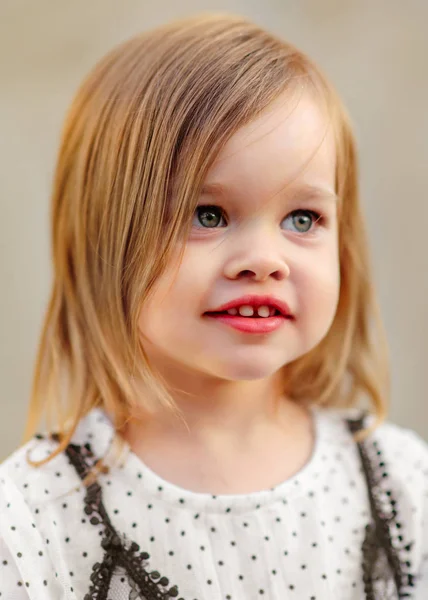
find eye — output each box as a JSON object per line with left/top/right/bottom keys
{"left": 193, "top": 205, "right": 227, "bottom": 228}
{"left": 282, "top": 210, "right": 322, "bottom": 233}
{"left": 192, "top": 205, "right": 323, "bottom": 233}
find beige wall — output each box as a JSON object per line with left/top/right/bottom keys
{"left": 1, "top": 0, "right": 427, "bottom": 459}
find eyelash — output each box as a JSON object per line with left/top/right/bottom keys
{"left": 193, "top": 205, "right": 325, "bottom": 234}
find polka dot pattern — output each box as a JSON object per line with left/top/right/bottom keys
{"left": 0, "top": 407, "right": 427, "bottom": 598}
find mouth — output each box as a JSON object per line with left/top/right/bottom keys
{"left": 204, "top": 295, "right": 293, "bottom": 318}
{"left": 205, "top": 307, "right": 284, "bottom": 318}
{"left": 203, "top": 306, "right": 293, "bottom": 334}
{"left": 203, "top": 295, "right": 294, "bottom": 333}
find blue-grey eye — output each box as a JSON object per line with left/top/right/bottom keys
{"left": 283, "top": 210, "right": 320, "bottom": 233}
{"left": 193, "top": 206, "right": 226, "bottom": 228}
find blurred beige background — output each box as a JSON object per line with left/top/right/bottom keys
{"left": 1, "top": 0, "right": 427, "bottom": 459}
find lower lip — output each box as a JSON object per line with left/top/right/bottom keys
{"left": 205, "top": 313, "right": 289, "bottom": 333}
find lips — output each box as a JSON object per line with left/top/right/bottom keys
{"left": 205, "top": 294, "right": 293, "bottom": 318}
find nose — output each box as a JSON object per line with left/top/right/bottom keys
{"left": 223, "top": 233, "right": 291, "bottom": 283}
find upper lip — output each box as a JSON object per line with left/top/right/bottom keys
{"left": 205, "top": 295, "right": 293, "bottom": 317}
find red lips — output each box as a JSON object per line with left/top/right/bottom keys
{"left": 206, "top": 294, "right": 293, "bottom": 318}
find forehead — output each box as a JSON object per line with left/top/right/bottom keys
{"left": 203, "top": 89, "right": 336, "bottom": 201}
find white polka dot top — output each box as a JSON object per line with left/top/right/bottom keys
{"left": 1, "top": 406, "right": 428, "bottom": 599}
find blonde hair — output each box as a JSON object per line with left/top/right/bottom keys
{"left": 23, "top": 13, "right": 389, "bottom": 469}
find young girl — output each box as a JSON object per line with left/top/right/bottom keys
{"left": 0, "top": 13, "right": 427, "bottom": 600}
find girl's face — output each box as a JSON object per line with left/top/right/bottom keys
{"left": 138, "top": 90, "right": 339, "bottom": 384}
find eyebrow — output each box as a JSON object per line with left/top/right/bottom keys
{"left": 201, "top": 182, "right": 339, "bottom": 202}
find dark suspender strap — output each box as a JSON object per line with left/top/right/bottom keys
{"left": 50, "top": 434, "right": 183, "bottom": 600}
{"left": 346, "top": 416, "right": 415, "bottom": 599}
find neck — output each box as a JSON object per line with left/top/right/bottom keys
{"left": 121, "top": 369, "right": 308, "bottom": 450}
{"left": 117, "top": 373, "right": 314, "bottom": 494}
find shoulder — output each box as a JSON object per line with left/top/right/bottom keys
{"left": 317, "top": 407, "right": 428, "bottom": 578}
{"left": 316, "top": 406, "right": 428, "bottom": 500}
{"left": 0, "top": 409, "right": 115, "bottom": 597}
{"left": 319, "top": 407, "right": 428, "bottom": 519}
{"left": 0, "top": 434, "right": 71, "bottom": 504}
{"left": 371, "top": 418, "right": 428, "bottom": 462}
{"left": 367, "top": 417, "right": 428, "bottom": 500}
{"left": 317, "top": 405, "right": 428, "bottom": 463}
{"left": 0, "top": 407, "right": 114, "bottom": 510}
{"left": 356, "top": 412, "right": 428, "bottom": 482}
{"left": 361, "top": 417, "right": 428, "bottom": 585}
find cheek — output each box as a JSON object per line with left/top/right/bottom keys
{"left": 298, "top": 248, "right": 340, "bottom": 319}
{"left": 138, "top": 251, "right": 208, "bottom": 339}
{"left": 167, "top": 245, "right": 219, "bottom": 307}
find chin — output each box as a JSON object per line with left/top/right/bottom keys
{"left": 213, "top": 358, "right": 289, "bottom": 382}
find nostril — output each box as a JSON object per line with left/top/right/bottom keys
{"left": 237, "top": 270, "right": 256, "bottom": 279}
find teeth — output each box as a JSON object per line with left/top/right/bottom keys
{"left": 257, "top": 305, "right": 270, "bottom": 318}
{"left": 226, "top": 305, "right": 275, "bottom": 317}
{"left": 238, "top": 305, "right": 254, "bottom": 317}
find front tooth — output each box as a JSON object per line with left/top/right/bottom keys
{"left": 257, "top": 305, "right": 270, "bottom": 318}
{"left": 238, "top": 305, "right": 254, "bottom": 317}
{"left": 269, "top": 307, "right": 276, "bottom": 317}
{"left": 227, "top": 308, "right": 238, "bottom": 315}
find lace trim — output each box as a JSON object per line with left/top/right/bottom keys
{"left": 51, "top": 435, "right": 184, "bottom": 600}
{"left": 346, "top": 416, "right": 415, "bottom": 599}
